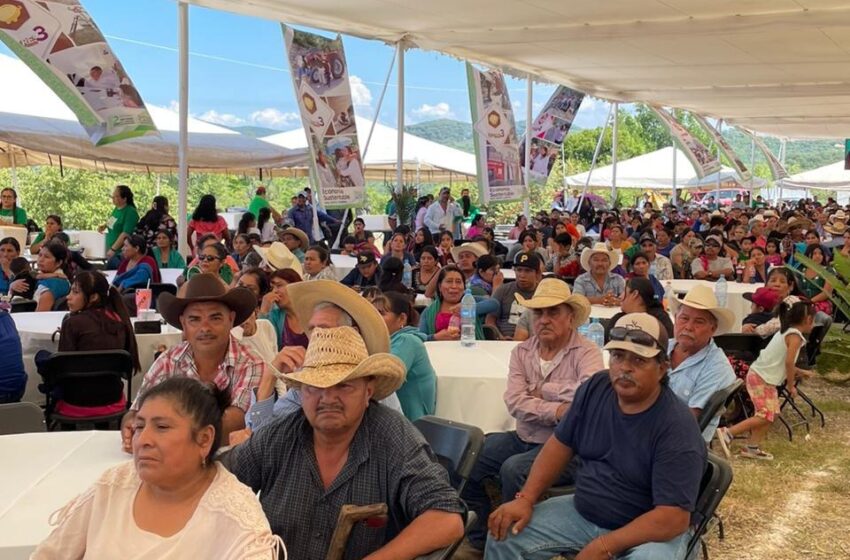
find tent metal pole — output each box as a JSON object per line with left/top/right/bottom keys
{"left": 611, "top": 102, "right": 618, "bottom": 205}
{"left": 395, "top": 41, "right": 404, "bottom": 194}
{"left": 523, "top": 77, "right": 532, "bottom": 218}
{"left": 579, "top": 103, "right": 614, "bottom": 213}
{"left": 749, "top": 137, "right": 756, "bottom": 194}
{"left": 177, "top": 1, "right": 190, "bottom": 257}
{"left": 778, "top": 138, "right": 787, "bottom": 205}
{"left": 7, "top": 144, "right": 17, "bottom": 189}
{"left": 671, "top": 139, "right": 677, "bottom": 209}
{"left": 715, "top": 120, "right": 722, "bottom": 206}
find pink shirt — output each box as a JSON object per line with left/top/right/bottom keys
{"left": 504, "top": 331, "right": 605, "bottom": 444}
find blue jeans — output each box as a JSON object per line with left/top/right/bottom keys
{"left": 462, "top": 431, "right": 577, "bottom": 550}
{"left": 485, "top": 495, "right": 691, "bottom": 560}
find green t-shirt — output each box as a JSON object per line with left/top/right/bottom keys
{"left": 105, "top": 205, "right": 140, "bottom": 251}
{"left": 247, "top": 196, "right": 269, "bottom": 220}
{"left": 0, "top": 207, "right": 27, "bottom": 225}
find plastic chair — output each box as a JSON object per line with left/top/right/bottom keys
{"left": 713, "top": 334, "right": 767, "bottom": 360}
{"left": 0, "top": 402, "right": 46, "bottom": 435}
{"left": 482, "top": 325, "right": 501, "bottom": 341}
{"left": 10, "top": 299, "right": 37, "bottom": 313}
{"left": 150, "top": 283, "right": 177, "bottom": 310}
{"left": 776, "top": 380, "right": 825, "bottom": 440}
{"left": 687, "top": 452, "right": 734, "bottom": 560}
{"left": 39, "top": 350, "right": 134, "bottom": 431}
{"left": 698, "top": 380, "right": 744, "bottom": 433}
{"left": 414, "top": 415, "right": 485, "bottom": 495}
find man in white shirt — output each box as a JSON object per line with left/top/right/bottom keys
{"left": 424, "top": 187, "right": 462, "bottom": 235}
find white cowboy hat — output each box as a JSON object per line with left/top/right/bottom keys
{"left": 254, "top": 242, "right": 303, "bottom": 276}
{"left": 286, "top": 279, "right": 390, "bottom": 355}
{"left": 763, "top": 210, "right": 778, "bottom": 218}
{"left": 580, "top": 242, "right": 619, "bottom": 272}
{"left": 280, "top": 227, "right": 310, "bottom": 251}
{"left": 450, "top": 241, "right": 489, "bottom": 263}
{"left": 669, "top": 284, "right": 736, "bottom": 335}
{"left": 515, "top": 277, "right": 591, "bottom": 326}
{"left": 748, "top": 214, "right": 766, "bottom": 226}
{"left": 829, "top": 210, "right": 847, "bottom": 223}
{"left": 282, "top": 326, "right": 405, "bottom": 401}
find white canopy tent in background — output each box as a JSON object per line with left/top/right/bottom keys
{"left": 0, "top": 54, "right": 306, "bottom": 174}
{"left": 261, "top": 116, "right": 476, "bottom": 183}
{"left": 565, "top": 147, "right": 766, "bottom": 191}
{"left": 784, "top": 160, "right": 850, "bottom": 191}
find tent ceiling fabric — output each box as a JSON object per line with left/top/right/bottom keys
{"left": 188, "top": 0, "right": 850, "bottom": 138}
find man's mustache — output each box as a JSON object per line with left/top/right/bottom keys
{"left": 613, "top": 373, "right": 636, "bottom": 384}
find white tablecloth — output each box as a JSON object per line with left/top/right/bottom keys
{"left": 77, "top": 230, "right": 106, "bottom": 260}
{"left": 331, "top": 254, "right": 357, "bottom": 280}
{"left": 12, "top": 312, "right": 183, "bottom": 404}
{"left": 0, "top": 431, "right": 127, "bottom": 559}
{"left": 668, "top": 279, "right": 761, "bottom": 332}
{"left": 104, "top": 268, "right": 183, "bottom": 286}
{"left": 427, "top": 340, "right": 608, "bottom": 434}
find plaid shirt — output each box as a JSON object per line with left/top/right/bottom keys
{"left": 223, "top": 404, "right": 464, "bottom": 560}
{"left": 132, "top": 335, "right": 265, "bottom": 412}
{"left": 573, "top": 271, "right": 625, "bottom": 299}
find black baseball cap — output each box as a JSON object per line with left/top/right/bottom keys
{"left": 356, "top": 251, "right": 377, "bottom": 266}
{"left": 514, "top": 251, "right": 542, "bottom": 270}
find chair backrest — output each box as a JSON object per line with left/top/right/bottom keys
{"left": 151, "top": 283, "right": 177, "bottom": 301}
{"left": 10, "top": 299, "right": 37, "bottom": 313}
{"left": 713, "top": 333, "right": 766, "bottom": 359}
{"left": 687, "top": 452, "right": 734, "bottom": 557}
{"left": 413, "top": 415, "right": 485, "bottom": 493}
{"left": 697, "top": 379, "right": 744, "bottom": 432}
{"left": 482, "top": 325, "right": 501, "bottom": 341}
{"left": 41, "top": 350, "right": 134, "bottom": 408}
{"left": 0, "top": 402, "right": 46, "bottom": 435}
{"left": 51, "top": 295, "right": 69, "bottom": 311}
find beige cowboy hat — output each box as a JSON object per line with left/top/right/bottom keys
{"left": 282, "top": 326, "right": 405, "bottom": 401}
{"left": 580, "top": 242, "right": 619, "bottom": 272}
{"left": 157, "top": 273, "right": 257, "bottom": 330}
{"left": 286, "top": 279, "right": 390, "bottom": 355}
{"left": 515, "top": 277, "right": 591, "bottom": 326}
{"left": 825, "top": 218, "right": 848, "bottom": 235}
{"left": 669, "top": 284, "right": 736, "bottom": 335}
{"left": 604, "top": 313, "right": 669, "bottom": 359}
{"left": 280, "top": 227, "right": 310, "bottom": 251}
{"left": 763, "top": 210, "right": 778, "bottom": 218}
{"left": 254, "top": 242, "right": 303, "bottom": 276}
{"left": 748, "top": 214, "right": 766, "bottom": 226}
{"left": 450, "top": 241, "right": 488, "bottom": 263}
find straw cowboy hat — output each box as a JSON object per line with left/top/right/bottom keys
{"left": 280, "top": 227, "right": 310, "bottom": 251}
{"left": 515, "top": 277, "right": 591, "bottom": 326}
{"left": 254, "top": 242, "right": 303, "bottom": 276}
{"left": 580, "top": 242, "right": 619, "bottom": 272}
{"left": 669, "top": 284, "right": 735, "bottom": 335}
{"left": 282, "top": 326, "right": 405, "bottom": 401}
{"left": 748, "top": 214, "right": 766, "bottom": 227}
{"left": 450, "top": 241, "right": 489, "bottom": 263}
{"left": 157, "top": 273, "right": 257, "bottom": 330}
{"left": 825, "top": 210, "right": 848, "bottom": 235}
{"left": 604, "top": 313, "right": 669, "bottom": 359}
{"left": 286, "top": 279, "right": 389, "bottom": 355}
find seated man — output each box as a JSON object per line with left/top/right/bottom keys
{"left": 120, "top": 273, "right": 266, "bottom": 451}
{"left": 668, "top": 285, "right": 737, "bottom": 441}
{"left": 487, "top": 313, "right": 706, "bottom": 560}
{"left": 486, "top": 252, "right": 543, "bottom": 339}
{"left": 222, "top": 326, "right": 465, "bottom": 559}
{"left": 462, "top": 278, "right": 603, "bottom": 551}
{"left": 340, "top": 250, "right": 382, "bottom": 290}
{"left": 573, "top": 243, "right": 625, "bottom": 306}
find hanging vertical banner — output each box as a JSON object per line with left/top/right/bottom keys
{"left": 692, "top": 114, "right": 751, "bottom": 182}
{"left": 283, "top": 25, "right": 364, "bottom": 209}
{"left": 466, "top": 63, "right": 524, "bottom": 204}
{"left": 0, "top": 0, "right": 156, "bottom": 146}
{"left": 737, "top": 128, "right": 789, "bottom": 180}
{"left": 649, "top": 106, "right": 720, "bottom": 179}
{"left": 519, "top": 86, "right": 584, "bottom": 182}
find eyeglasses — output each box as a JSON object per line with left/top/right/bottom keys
{"left": 609, "top": 327, "right": 664, "bottom": 351}
{"left": 198, "top": 255, "right": 221, "bottom": 262}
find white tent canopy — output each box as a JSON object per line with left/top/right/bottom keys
{"left": 783, "top": 160, "right": 850, "bottom": 191}
{"left": 564, "top": 147, "right": 766, "bottom": 191}
{"left": 0, "top": 54, "right": 306, "bottom": 174}
{"left": 187, "top": 0, "right": 850, "bottom": 139}
{"left": 261, "top": 116, "right": 476, "bottom": 182}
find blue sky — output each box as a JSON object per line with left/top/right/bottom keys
{"left": 0, "top": 0, "right": 613, "bottom": 132}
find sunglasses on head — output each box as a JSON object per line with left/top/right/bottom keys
{"left": 198, "top": 255, "right": 221, "bottom": 262}
{"left": 609, "top": 327, "right": 664, "bottom": 351}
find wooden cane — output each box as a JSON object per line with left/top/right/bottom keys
{"left": 325, "top": 503, "right": 388, "bottom": 560}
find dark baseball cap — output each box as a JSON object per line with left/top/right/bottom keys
{"left": 514, "top": 251, "right": 542, "bottom": 270}
{"left": 356, "top": 251, "right": 377, "bottom": 266}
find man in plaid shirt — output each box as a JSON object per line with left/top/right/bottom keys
{"left": 120, "top": 274, "right": 267, "bottom": 451}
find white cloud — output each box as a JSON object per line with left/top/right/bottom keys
{"left": 349, "top": 75, "right": 372, "bottom": 108}
{"left": 249, "top": 108, "right": 301, "bottom": 129}
{"left": 411, "top": 102, "right": 454, "bottom": 121}
{"left": 197, "top": 109, "right": 246, "bottom": 127}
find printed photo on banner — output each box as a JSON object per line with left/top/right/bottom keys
{"left": 737, "top": 128, "right": 789, "bottom": 180}
{"left": 649, "top": 106, "right": 720, "bottom": 178}
{"left": 520, "top": 86, "right": 584, "bottom": 182}
{"left": 0, "top": 0, "right": 156, "bottom": 145}
{"left": 519, "top": 138, "right": 558, "bottom": 179}
{"left": 692, "top": 114, "right": 751, "bottom": 181}
{"left": 284, "top": 24, "right": 365, "bottom": 208}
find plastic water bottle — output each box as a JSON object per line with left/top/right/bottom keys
{"left": 402, "top": 261, "right": 413, "bottom": 288}
{"left": 577, "top": 319, "right": 590, "bottom": 338}
{"left": 715, "top": 275, "right": 728, "bottom": 307}
{"left": 460, "top": 287, "right": 477, "bottom": 347}
{"left": 587, "top": 318, "right": 605, "bottom": 348}
{"left": 664, "top": 282, "right": 674, "bottom": 310}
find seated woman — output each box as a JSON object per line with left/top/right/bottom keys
{"left": 408, "top": 227, "right": 434, "bottom": 260}
{"left": 135, "top": 196, "right": 178, "bottom": 252}
{"left": 259, "top": 268, "right": 308, "bottom": 351}
{"left": 419, "top": 265, "right": 484, "bottom": 341}
{"left": 412, "top": 245, "right": 441, "bottom": 294}
{"left": 30, "top": 215, "right": 63, "bottom": 254}
{"left": 468, "top": 254, "right": 502, "bottom": 297}
{"left": 0, "top": 237, "right": 21, "bottom": 295}
{"left": 230, "top": 233, "right": 253, "bottom": 270}
{"left": 151, "top": 230, "right": 186, "bottom": 270}
{"left": 743, "top": 267, "right": 801, "bottom": 337}
{"left": 185, "top": 241, "right": 232, "bottom": 284}
{"left": 605, "top": 276, "right": 674, "bottom": 341}
{"left": 33, "top": 243, "right": 71, "bottom": 312}
{"left": 31, "top": 377, "right": 280, "bottom": 559}
{"left": 340, "top": 235, "right": 358, "bottom": 257}
{"left": 302, "top": 244, "right": 337, "bottom": 281}
{"left": 381, "top": 232, "right": 417, "bottom": 268}
{"left": 36, "top": 271, "right": 141, "bottom": 417}
{"left": 437, "top": 231, "right": 455, "bottom": 266}
{"left": 743, "top": 245, "right": 768, "bottom": 284}
{"left": 799, "top": 244, "right": 835, "bottom": 320}
{"left": 372, "top": 292, "right": 436, "bottom": 421}
{"left": 465, "top": 214, "right": 487, "bottom": 239}
{"left": 626, "top": 251, "right": 665, "bottom": 302}
{"left": 113, "top": 235, "right": 161, "bottom": 292}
